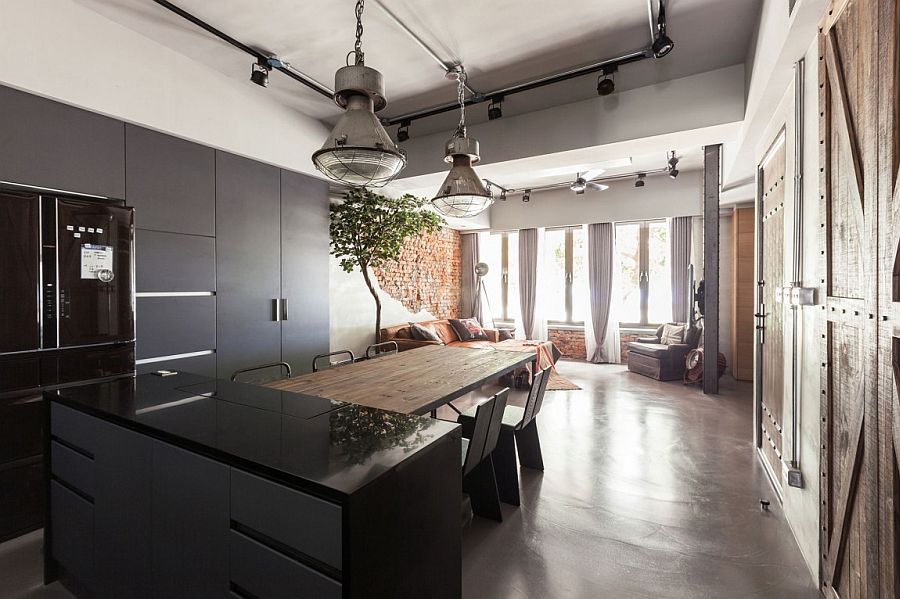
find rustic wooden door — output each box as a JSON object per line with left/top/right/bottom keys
{"left": 819, "top": 0, "right": 898, "bottom": 596}
{"left": 757, "top": 134, "right": 787, "bottom": 493}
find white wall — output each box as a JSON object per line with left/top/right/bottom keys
{"left": 488, "top": 170, "right": 702, "bottom": 231}
{"left": 0, "top": 0, "right": 331, "bottom": 177}
{"left": 329, "top": 256, "right": 434, "bottom": 358}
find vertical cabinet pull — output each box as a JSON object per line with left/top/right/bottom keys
{"left": 281, "top": 298, "right": 289, "bottom": 321}
{"left": 273, "top": 298, "right": 281, "bottom": 322}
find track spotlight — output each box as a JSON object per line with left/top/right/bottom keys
{"left": 488, "top": 97, "right": 503, "bottom": 120}
{"left": 667, "top": 150, "right": 679, "bottom": 178}
{"left": 596, "top": 66, "right": 616, "bottom": 96}
{"left": 635, "top": 173, "right": 646, "bottom": 188}
{"left": 500, "top": 190, "right": 507, "bottom": 201}
{"left": 522, "top": 189, "right": 531, "bottom": 203}
{"left": 669, "top": 168, "right": 679, "bottom": 179}
{"left": 652, "top": 1, "right": 675, "bottom": 58}
{"left": 251, "top": 59, "right": 270, "bottom": 87}
{"left": 397, "top": 121, "right": 410, "bottom": 142}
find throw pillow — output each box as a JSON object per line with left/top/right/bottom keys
{"left": 394, "top": 326, "right": 412, "bottom": 339}
{"left": 660, "top": 323, "right": 686, "bottom": 345}
{"left": 449, "top": 318, "right": 488, "bottom": 341}
{"left": 684, "top": 325, "right": 702, "bottom": 348}
{"left": 409, "top": 322, "right": 443, "bottom": 343}
{"left": 498, "top": 328, "right": 514, "bottom": 341}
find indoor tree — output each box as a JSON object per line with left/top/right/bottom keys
{"left": 330, "top": 187, "right": 443, "bottom": 343}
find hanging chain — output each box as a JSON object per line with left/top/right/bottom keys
{"left": 455, "top": 66, "right": 468, "bottom": 137}
{"left": 353, "top": 0, "right": 365, "bottom": 65}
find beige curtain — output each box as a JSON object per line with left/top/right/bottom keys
{"left": 585, "top": 223, "right": 619, "bottom": 363}
{"left": 460, "top": 233, "right": 479, "bottom": 321}
{"left": 669, "top": 216, "right": 693, "bottom": 323}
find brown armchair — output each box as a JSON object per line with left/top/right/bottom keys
{"left": 626, "top": 324, "right": 701, "bottom": 381}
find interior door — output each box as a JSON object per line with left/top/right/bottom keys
{"left": 757, "top": 134, "right": 786, "bottom": 493}
{"left": 819, "top": 0, "right": 897, "bottom": 595}
{"left": 0, "top": 191, "right": 40, "bottom": 353}
{"left": 56, "top": 199, "right": 135, "bottom": 348}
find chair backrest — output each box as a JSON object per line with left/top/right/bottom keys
{"left": 230, "top": 361, "right": 293, "bottom": 383}
{"left": 365, "top": 341, "right": 399, "bottom": 359}
{"left": 312, "top": 350, "right": 356, "bottom": 372}
{"left": 521, "top": 366, "right": 550, "bottom": 427}
{"left": 461, "top": 388, "right": 509, "bottom": 475}
{"left": 481, "top": 388, "right": 509, "bottom": 462}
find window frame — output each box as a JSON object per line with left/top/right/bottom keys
{"left": 490, "top": 227, "right": 584, "bottom": 327}
{"left": 616, "top": 218, "right": 669, "bottom": 328}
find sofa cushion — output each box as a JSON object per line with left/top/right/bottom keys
{"left": 449, "top": 318, "right": 488, "bottom": 341}
{"left": 497, "top": 328, "right": 514, "bottom": 341}
{"left": 626, "top": 342, "right": 671, "bottom": 359}
{"left": 431, "top": 321, "right": 459, "bottom": 344}
{"left": 410, "top": 322, "right": 443, "bottom": 343}
{"left": 684, "top": 325, "right": 702, "bottom": 348}
{"left": 393, "top": 326, "right": 412, "bottom": 339}
{"left": 661, "top": 323, "right": 686, "bottom": 345}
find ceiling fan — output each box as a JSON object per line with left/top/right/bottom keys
{"left": 570, "top": 169, "right": 609, "bottom": 195}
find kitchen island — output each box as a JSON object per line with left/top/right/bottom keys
{"left": 44, "top": 372, "right": 461, "bottom": 599}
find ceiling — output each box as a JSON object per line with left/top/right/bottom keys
{"left": 76, "top": 0, "right": 761, "bottom": 135}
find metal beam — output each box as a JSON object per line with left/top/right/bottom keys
{"left": 703, "top": 144, "right": 721, "bottom": 394}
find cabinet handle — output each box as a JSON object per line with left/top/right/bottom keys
{"left": 281, "top": 298, "right": 289, "bottom": 321}
{"left": 272, "top": 298, "right": 280, "bottom": 322}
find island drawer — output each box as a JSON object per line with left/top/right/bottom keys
{"left": 230, "top": 469, "right": 342, "bottom": 571}
{"left": 51, "top": 480, "right": 94, "bottom": 590}
{"left": 50, "top": 403, "right": 96, "bottom": 456}
{"left": 229, "top": 531, "right": 341, "bottom": 599}
{"left": 50, "top": 440, "right": 95, "bottom": 498}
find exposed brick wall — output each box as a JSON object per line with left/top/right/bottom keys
{"left": 548, "top": 328, "right": 586, "bottom": 359}
{"left": 373, "top": 228, "right": 461, "bottom": 318}
{"left": 619, "top": 332, "right": 642, "bottom": 362}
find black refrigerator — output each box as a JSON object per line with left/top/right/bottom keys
{"left": 0, "top": 189, "right": 135, "bottom": 542}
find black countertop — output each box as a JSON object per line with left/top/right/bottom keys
{"left": 47, "top": 372, "right": 460, "bottom": 500}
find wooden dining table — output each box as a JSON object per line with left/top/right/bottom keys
{"left": 264, "top": 344, "right": 534, "bottom": 416}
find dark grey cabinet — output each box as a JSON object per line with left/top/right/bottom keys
{"left": 152, "top": 442, "right": 230, "bottom": 598}
{"left": 280, "top": 170, "right": 330, "bottom": 375}
{"left": 0, "top": 86, "right": 125, "bottom": 198}
{"left": 215, "top": 152, "right": 283, "bottom": 380}
{"left": 93, "top": 419, "right": 154, "bottom": 599}
{"left": 136, "top": 296, "right": 216, "bottom": 360}
{"left": 125, "top": 125, "right": 215, "bottom": 236}
{"left": 135, "top": 229, "right": 216, "bottom": 293}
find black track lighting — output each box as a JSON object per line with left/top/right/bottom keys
{"left": 596, "top": 66, "right": 616, "bottom": 96}
{"left": 669, "top": 168, "right": 679, "bottom": 179}
{"left": 251, "top": 59, "right": 270, "bottom": 87}
{"left": 635, "top": 174, "right": 646, "bottom": 188}
{"left": 397, "top": 121, "right": 410, "bottom": 143}
{"left": 667, "top": 150, "right": 679, "bottom": 178}
{"left": 652, "top": 1, "right": 675, "bottom": 58}
{"left": 500, "top": 190, "right": 507, "bottom": 201}
{"left": 522, "top": 189, "right": 531, "bottom": 203}
{"left": 488, "top": 96, "right": 503, "bottom": 120}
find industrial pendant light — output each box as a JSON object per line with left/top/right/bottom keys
{"left": 432, "top": 68, "right": 493, "bottom": 218}
{"left": 312, "top": 0, "right": 405, "bottom": 187}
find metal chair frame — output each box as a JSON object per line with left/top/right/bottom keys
{"left": 364, "top": 341, "right": 399, "bottom": 359}
{"left": 312, "top": 350, "right": 356, "bottom": 372}
{"left": 230, "top": 361, "right": 293, "bottom": 382}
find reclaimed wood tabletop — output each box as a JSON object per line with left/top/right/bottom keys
{"left": 264, "top": 345, "right": 533, "bottom": 415}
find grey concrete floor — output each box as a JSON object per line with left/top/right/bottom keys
{"left": 0, "top": 361, "right": 819, "bottom": 599}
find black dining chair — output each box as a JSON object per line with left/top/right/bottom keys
{"left": 458, "top": 365, "right": 550, "bottom": 506}
{"left": 364, "top": 341, "right": 399, "bottom": 359}
{"left": 460, "top": 387, "right": 509, "bottom": 522}
{"left": 230, "top": 361, "right": 293, "bottom": 383}
{"left": 311, "top": 350, "right": 356, "bottom": 372}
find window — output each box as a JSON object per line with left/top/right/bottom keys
{"left": 615, "top": 220, "right": 671, "bottom": 326}
{"left": 479, "top": 228, "right": 584, "bottom": 326}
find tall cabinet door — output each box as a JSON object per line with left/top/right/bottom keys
{"left": 280, "top": 170, "right": 330, "bottom": 375}
{"left": 0, "top": 191, "right": 39, "bottom": 353}
{"left": 215, "top": 152, "right": 282, "bottom": 380}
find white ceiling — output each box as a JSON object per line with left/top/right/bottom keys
{"left": 76, "top": 0, "right": 761, "bottom": 136}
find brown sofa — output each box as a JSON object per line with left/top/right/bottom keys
{"left": 380, "top": 319, "right": 502, "bottom": 351}
{"left": 626, "top": 323, "right": 701, "bottom": 381}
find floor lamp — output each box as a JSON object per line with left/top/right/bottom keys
{"left": 473, "top": 262, "right": 495, "bottom": 329}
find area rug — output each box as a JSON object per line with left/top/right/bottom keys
{"left": 546, "top": 369, "right": 581, "bottom": 391}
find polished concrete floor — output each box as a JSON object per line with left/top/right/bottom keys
{"left": 0, "top": 362, "right": 819, "bottom": 598}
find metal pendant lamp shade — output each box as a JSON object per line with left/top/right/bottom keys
{"left": 432, "top": 136, "right": 493, "bottom": 218}
{"left": 313, "top": 64, "right": 406, "bottom": 187}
